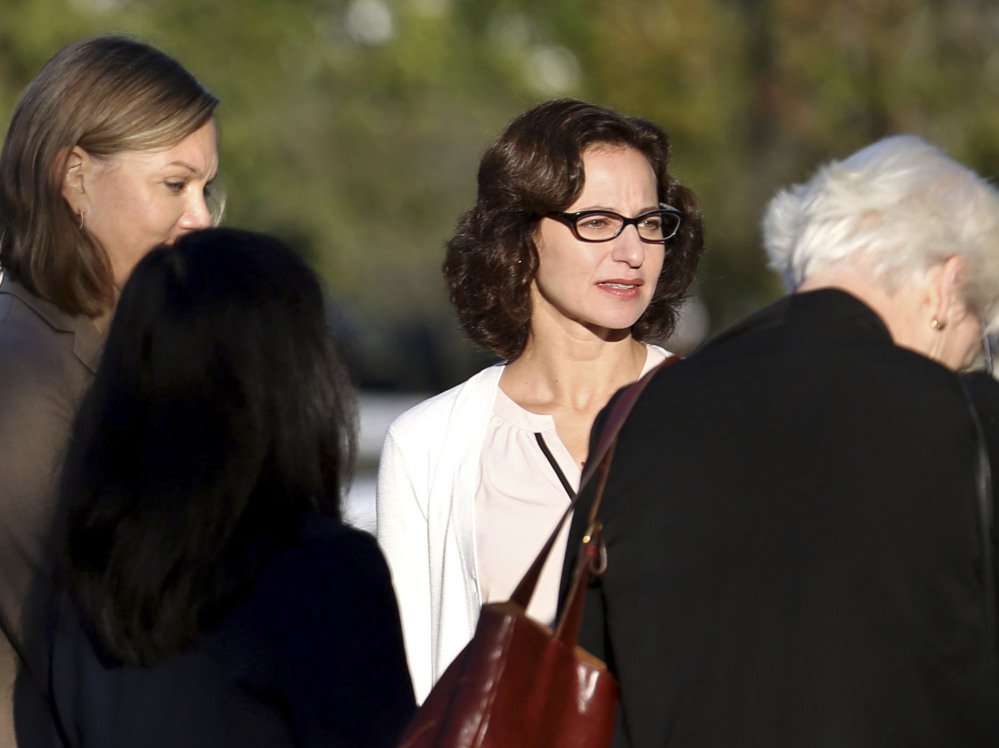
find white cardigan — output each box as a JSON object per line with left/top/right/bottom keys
{"left": 376, "top": 363, "right": 504, "bottom": 702}
{"left": 376, "top": 348, "right": 667, "bottom": 702}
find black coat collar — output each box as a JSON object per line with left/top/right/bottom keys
{"left": 700, "top": 288, "right": 895, "bottom": 353}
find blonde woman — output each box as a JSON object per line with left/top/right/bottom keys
{"left": 0, "top": 36, "right": 219, "bottom": 742}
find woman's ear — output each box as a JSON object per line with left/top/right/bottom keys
{"left": 60, "top": 146, "right": 91, "bottom": 210}
{"left": 926, "top": 254, "right": 968, "bottom": 327}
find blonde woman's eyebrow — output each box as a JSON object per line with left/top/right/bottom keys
{"left": 166, "top": 161, "right": 206, "bottom": 176}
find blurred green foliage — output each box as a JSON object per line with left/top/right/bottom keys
{"left": 3, "top": 0, "right": 999, "bottom": 388}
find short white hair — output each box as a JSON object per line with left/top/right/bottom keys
{"left": 763, "top": 134, "right": 999, "bottom": 332}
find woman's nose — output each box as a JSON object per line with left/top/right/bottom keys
{"left": 611, "top": 225, "right": 647, "bottom": 267}
{"left": 182, "top": 192, "right": 213, "bottom": 230}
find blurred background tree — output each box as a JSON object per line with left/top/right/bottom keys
{"left": 3, "top": 0, "right": 999, "bottom": 393}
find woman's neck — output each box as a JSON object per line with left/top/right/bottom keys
{"left": 501, "top": 332, "right": 648, "bottom": 413}
{"left": 500, "top": 331, "right": 649, "bottom": 466}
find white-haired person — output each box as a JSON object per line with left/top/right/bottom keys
{"left": 558, "top": 134, "right": 999, "bottom": 747}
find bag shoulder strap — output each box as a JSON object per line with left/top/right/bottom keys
{"left": 510, "top": 355, "right": 680, "bottom": 609}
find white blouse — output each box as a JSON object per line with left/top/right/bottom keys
{"left": 473, "top": 345, "right": 669, "bottom": 625}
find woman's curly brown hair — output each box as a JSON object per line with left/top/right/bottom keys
{"left": 443, "top": 98, "right": 704, "bottom": 360}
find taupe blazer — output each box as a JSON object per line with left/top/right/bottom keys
{"left": 0, "top": 273, "right": 102, "bottom": 744}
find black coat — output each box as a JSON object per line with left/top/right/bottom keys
{"left": 16, "top": 515, "right": 416, "bottom": 748}
{"left": 561, "top": 289, "right": 999, "bottom": 747}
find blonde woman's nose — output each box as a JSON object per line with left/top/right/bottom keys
{"left": 182, "top": 192, "right": 213, "bottom": 230}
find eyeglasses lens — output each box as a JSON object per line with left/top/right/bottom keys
{"left": 574, "top": 210, "right": 680, "bottom": 242}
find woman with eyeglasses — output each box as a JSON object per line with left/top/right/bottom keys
{"left": 375, "top": 98, "right": 704, "bottom": 702}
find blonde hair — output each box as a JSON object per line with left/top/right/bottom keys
{"left": 0, "top": 35, "right": 219, "bottom": 316}
{"left": 763, "top": 135, "right": 999, "bottom": 332}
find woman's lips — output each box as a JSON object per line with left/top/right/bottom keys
{"left": 596, "top": 278, "right": 644, "bottom": 298}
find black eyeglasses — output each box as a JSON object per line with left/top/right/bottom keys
{"left": 545, "top": 204, "right": 684, "bottom": 244}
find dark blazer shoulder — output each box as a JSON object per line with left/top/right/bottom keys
{"left": 259, "top": 516, "right": 390, "bottom": 595}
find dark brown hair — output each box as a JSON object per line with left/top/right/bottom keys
{"left": 443, "top": 98, "right": 704, "bottom": 360}
{"left": 0, "top": 35, "right": 219, "bottom": 317}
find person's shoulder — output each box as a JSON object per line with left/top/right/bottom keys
{"left": 0, "top": 287, "right": 59, "bottom": 349}
{"left": 1, "top": 274, "right": 76, "bottom": 330}
{"left": 0, "top": 315, "right": 73, "bottom": 420}
{"left": 643, "top": 343, "right": 672, "bottom": 368}
{"left": 387, "top": 362, "right": 504, "bottom": 440}
{"left": 237, "top": 517, "right": 397, "bottom": 638}
{"left": 296, "top": 514, "right": 382, "bottom": 560}
{"left": 962, "top": 371, "right": 999, "bottom": 428}
{"left": 263, "top": 515, "right": 388, "bottom": 589}
{"left": 0, "top": 279, "right": 82, "bottom": 377}
{"left": 964, "top": 371, "right": 999, "bottom": 400}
